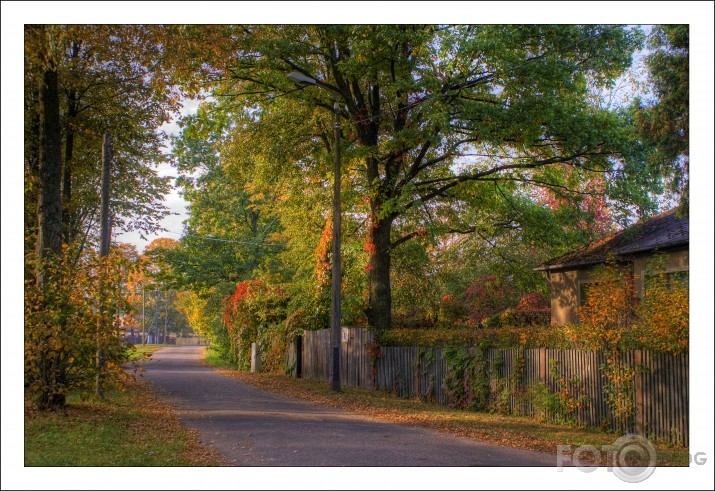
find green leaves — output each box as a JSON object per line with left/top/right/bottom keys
{"left": 631, "top": 25, "right": 689, "bottom": 208}
{"left": 161, "top": 24, "right": 668, "bottom": 331}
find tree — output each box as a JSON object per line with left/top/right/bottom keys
{"left": 24, "top": 25, "right": 182, "bottom": 258}
{"left": 132, "top": 238, "right": 192, "bottom": 343}
{"left": 24, "top": 25, "right": 183, "bottom": 409}
{"left": 24, "top": 245, "right": 135, "bottom": 410}
{"left": 633, "top": 25, "right": 689, "bottom": 209}
{"left": 167, "top": 106, "right": 278, "bottom": 292}
{"left": 176, "top": 25, "right": 648, "bottom": 330}
{"left": 26, "top": 25, "right": 64, "bottom": 288}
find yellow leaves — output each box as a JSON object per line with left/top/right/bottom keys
{"left": 25, "top": 248, "right": 137, "bottom": 408}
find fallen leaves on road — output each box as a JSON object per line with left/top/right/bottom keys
{"left": 209, "top": 366, "right": 688, "bottom": 467}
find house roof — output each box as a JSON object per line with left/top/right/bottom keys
{"left": 536, "top": 208, "right": 689, "bottom": 272}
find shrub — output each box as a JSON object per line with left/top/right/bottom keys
{"left": 514, "top": 292, "right": 551, "bottom": 326}
{"left": 464, "top": 275, "right": 517, "bottom": 327}
{"left": 443, "top": 346, "right": 490, "bottom": 411}
{"left": 223, "top": 280, "right": 292, "bottom": 371}
{"left": 578, "top": 256, "right": 637, "bottom": 350}
{"left": 436, "top": 294, "right": 469, "bottom": 328}
{"left": 575, "top": 253, "right": 688, "bottom": 354}
{"left": 25, "top": 247, "right": 132, "bottom": 410}
{"left": 633, "top": 257, "right": 688, "bottom": 353}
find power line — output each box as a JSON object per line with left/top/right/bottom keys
{"left": 164, "top": 230, "right": 282, "bottom": 247}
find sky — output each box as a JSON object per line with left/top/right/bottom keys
{"left": 2, "top": 2, "right": 714, "bottom": 490}
{"left": 113, "top": 98, "right": 202, "bottom": 253}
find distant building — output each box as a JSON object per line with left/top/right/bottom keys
{"left": 536, "top": 209, "right": 689, "bottom": 325}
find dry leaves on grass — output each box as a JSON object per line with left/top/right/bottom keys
{"left": 24, "top": 379, "right": 228, "bottom": 467}
{"left": 131, "top": 380, "right": 229, "bottom": 466}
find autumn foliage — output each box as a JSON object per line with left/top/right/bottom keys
{"left": 222, "top": 280, "right": 292, "bottom": 371}
{"left": 633, "top": 264, "right": 689, "bottom": 353}
{"left": 464, "top": 275, "right": 517, "bottom": 327}
{"left": 379, "top": 255, "right": 687, "bottom": 356}
{"left": 576, "top": 255, "right": 688, "bottom": 354}
{"left": 24, "top": 247, "right": 134, "bottom": 409}
{"left": 574, "top": 255, "right": 688, "bottom": 428}
{"left": 577, "top": 257, "right": 638, "bottom": 350}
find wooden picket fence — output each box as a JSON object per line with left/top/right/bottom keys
{"left": 175, "top": 336, "right": 205, "bottom": 346}
{"left": 294, "top": 328, "right": 689, "bottom": 445}
{"left": 300, "top": 327, "right": 374, "bottom": 388}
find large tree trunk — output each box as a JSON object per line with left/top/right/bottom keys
{"left": 35, "top": 62, "right": 66, "bottom": 410}
{"left": 360, "top": 117, "right": 396, "bottom": 331}
{"left": 366, "top": 215, "right": 393, "bottom": 331}
{"left": 62, "top": 91, "right": 76, "bottom": 242}
{"left": 36, "top": 67, "right": 63, "bottom": 287}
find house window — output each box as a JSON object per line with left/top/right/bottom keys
{"left": 643, "top": 269, "right": 689, "bottom": 293}
{"left": 578, "top": 281, "right": 600, "bottom": 307}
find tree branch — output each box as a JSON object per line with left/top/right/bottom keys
{"left": 405, "top": 152, "right": 588, "bottom": 212}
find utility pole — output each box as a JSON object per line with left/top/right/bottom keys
{"left": 141, "top": 284, "right": 146, "bottom": 345}
{"left": 163, "top": 290, "right": 169, "bottom": 344}
{"left": 151, "top": 290, "right": 160, "bottom": 344}
{"left": 96, "top": 133, "right": 111, "bottom": 398}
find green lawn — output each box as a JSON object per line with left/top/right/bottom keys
{"left": 24, "top": 379, "right": 224, "bottom": 466}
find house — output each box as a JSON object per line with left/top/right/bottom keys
{"left": 536, "top": 208, "right": 689, "bottom": 326}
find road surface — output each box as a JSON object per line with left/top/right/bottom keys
{"left": 142, "top": 346, "right": 558, "bottom": 467}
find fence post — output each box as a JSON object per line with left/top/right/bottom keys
{"left": 540, "top": 348, "right": 547, "bottom": 384}
{"left": 634, "top": 349, "right": 644, "bottom": 435}
{"left": 415, "top": 348, "right": 421, "bottom": 398}
{"left": 295, "top": 334, "right": 303, "bottom": 378}
{"left": 250, "top": 343, "right": 262, "bottom": 373}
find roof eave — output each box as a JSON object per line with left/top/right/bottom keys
{"left": 534, "top": 259, "right": 606, "bottom": 272}
{"left": 613, "top": 241, "right": 689, "bottom": 257}
{"left": 535, "top": 241, "right": 689, "bottom": 273}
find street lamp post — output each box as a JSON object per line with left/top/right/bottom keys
{"left": 330, "top": 98, "right": 342, "bottom": 393}
{"left": 287, "top": 72, "right": 342, "bottom": 392}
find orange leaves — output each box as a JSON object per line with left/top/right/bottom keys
{"left": 363, "top": 238, "right": 377, "bottom": 255}
{"left": 223, "top": 280, "right": 263, "bottom": 331}
{"left": 222, "top": 280, "right": 290, "bottom": 370}
{"left": 314, "top": 215, "right": 333, "bottom": 286}
{"left": 633, "top": 268, "right": 689, "bottom": 353}
{"left": 577, "top": 255, "right": 688, "bottom": 354}
{"left": 601, "top": 353, "right": 639, "bottom": 426}
{"left": 578, "top": 257, "right": 637, "bottom": 351}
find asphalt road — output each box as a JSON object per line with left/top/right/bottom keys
{"left": 142, "top": 346, "right": 558, "bottom": 467}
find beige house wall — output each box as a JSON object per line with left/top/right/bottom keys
{"left": 548, "top": 268, "right": 594, "bottom": 326}
{"left": 547, "top": 248, "right": 688, "bottom": 326}
{"left": 632, "top": 249, "right": 689, "bottom": 298}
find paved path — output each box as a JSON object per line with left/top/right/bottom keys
{"left": 142, "top": 346, "right": 557, "bottom": 466}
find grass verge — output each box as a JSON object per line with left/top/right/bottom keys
{"left": 202, "top": 346, "right": 235, "bottom": 369}
{"left": 24, "top": 378, "right": 226, "bottom": 466}
{"left": 204, "top": 355, "right": 688, "bottom": 467}
{"left": 126, "top": 343, "right": 169, "bottom": 362}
